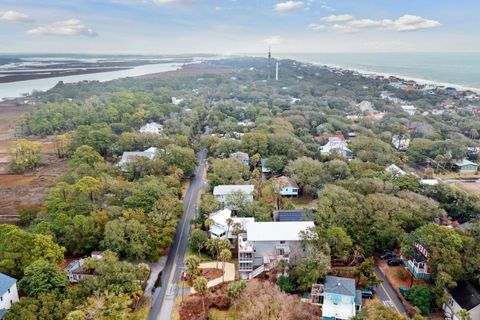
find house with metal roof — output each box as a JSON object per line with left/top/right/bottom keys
{"left": 454, "top": 159, "right": 478, "bottom": 173}
{"left": 443, "top": 281, "right": 480, "bottom": 320}
{"left": 404, "top": 243, "right": 432, "bottom": 280}
{"left": 0, "top": 273, "right": 19, "bottom": 319}
{"left": 208, "top": 208, "right": 254, "bottom": 240}
{"left": 237, "top": 221, "right": 314, "bottom": 279}
{"left": 117, "top": 147, "right": 158, "bottom": 168}
{"left": 213, "top": 185, "right": 254, "bottom": 204}
{"left": 322, "top": 276, "right": 362, "bottom": 320}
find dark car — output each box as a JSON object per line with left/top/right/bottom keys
{"left": 380, "top": 252, "right": 395, "bottom": 260}
{"left": 361, "top": 288, "right": 374, "bottom": 299}
{"left": 387, "top": 258, "right": 404, "bottom": 266}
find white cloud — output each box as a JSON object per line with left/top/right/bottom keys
{"left": 321, "top": 14, "right": 354, "bottom": 22}
{"left": 263, "top": 35, "right": 283, "bottom": 45}
{"left": 26, "top": 19, "right": 98, "bottom": 37}
{"left": 0, "top": 10, "right": 32, "bottom": 22}
{"left": 382, "top": 15, "right": 441, "bottom": 32}
{"left": 347, "top": 19, "right": 383, "bottom": 28}
{"left": 274, "top": 1, "right": 304, "bottom": 12}
{"left": 153, "top": 0, "right": 197, "bottom": 3}
{"left": 308, "top": 23, "right": 359, "bottom": 33}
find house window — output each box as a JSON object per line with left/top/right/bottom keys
{"left": 1, "top": 296, "right": 3, "bottom": 302}
{"left": 8, "top": 288, "right": 10, "bottom": 293}
{"left": 280, "top": 241, "right": 285, "bottom": 244}
{"left": 277, "top": 248, "right": 285, "bottom": 256}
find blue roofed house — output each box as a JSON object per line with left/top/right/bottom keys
{"left": 322, "top": 276, "right": 362, "bottom": 320}
{"left": 0, "top": 273, "right": 19, "bottom": 319}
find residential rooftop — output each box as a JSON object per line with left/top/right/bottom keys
{"left": 245, "top": 221, "right": 314, "bottom": 242}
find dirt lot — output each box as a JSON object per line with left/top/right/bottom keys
{"left": 0, "top": 99, "right": 69, "bottom": 220}
{"left": 201, "top": 268, "right": 224, "bottom": 281}
{"left": 456, "top": 182, "right": 480, "bottom": 197}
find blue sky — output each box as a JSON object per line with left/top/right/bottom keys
{"left": 1, "top": 0, "right": 479, "bottom": 54}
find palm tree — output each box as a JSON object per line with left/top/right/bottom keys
{"left": 226, "top": 217, "right": 233, "bottom": 239}
{"left": 219, "top": 249, "right": 232, "bottom": 282}
{"left": 193, "top": 276, "right": 208, "bottom": 315}
{"left": 183, "top": 255, "right": 200, "bottom": 281}
{"left": 204, "top": 218, "right": 214, "bottom": 232}
{"left": 457, "top": 309, "right": 472, "bottom": 320}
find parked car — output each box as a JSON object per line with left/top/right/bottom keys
{"left": 380, "top": 252, "right": 395, "bottom": 260}
{"left": 387, "top": 258, "right": 404, "bottom": 266}
{"left": 399, "top": 286, "right": 409, "bottom": 299}
{"left": 361, "top": 288, "right": 374, "bottom": 299}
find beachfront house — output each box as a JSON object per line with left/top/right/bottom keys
{"left": 0, "top": 273, "right": 19, "bottom": 320}
{"left": 320, "top": 136, "right": 353, "bottom": 160}
{"left": 322, "top": 276, "right": 363, "bottom": 320}
{"left": 443, "top": 281, "right": 480, "bottom": 320}
{"left": 117, "top": 147, "right": 158, "bottom": 168}
{"left": 230, "top": 152, "right": 250, "bottom": 166}
{"left": 273, "top": 176, "right": 299, "bottom": 196}
{"left": 213, "top": 185, "right": 254, "bottom": 204}
{"left": 401, "top": 105, "right": 417, "bottom": 116}
{"left": 392, "top": 135, "right": 410, "bottom": 151}
{"left": 208, "top": 208, "right": 254, "bottom": 240}
{"left": 238, "top": 221, "right": 314, "bottom": 279}
{"left": 404, "top": 243, "right": 432, "bottom": 280}
{"left": 139, "top": 122, "right": 163, "bottom": 134}
{"left": 454, "top": 159, "right": 478, "bottom": 173}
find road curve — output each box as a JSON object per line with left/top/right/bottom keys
{"left": 148, "top": 149, "right": 207, "bottom": 320}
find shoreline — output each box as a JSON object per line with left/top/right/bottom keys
{"left": 311, "top": 62, "right": 480, "bottom": 94}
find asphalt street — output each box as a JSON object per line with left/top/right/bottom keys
{"left": 148, "top": 149, "right": 207, "bottom": 320}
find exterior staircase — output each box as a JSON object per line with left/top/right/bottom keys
{"left": 248, "top": 265, "right": 265, "bottom": 279}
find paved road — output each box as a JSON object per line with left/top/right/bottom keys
{"left": 374, "top": 264, "right": 407, "bottom": 314}
{"left": 148, "top": 149, "right": 207, "bottom": 320}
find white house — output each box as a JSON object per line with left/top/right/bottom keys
{"left": 322, "top": 276, "right": 362, "bottom": 320}
{"left": 0, "top": 273, "right": 19, "bottom": 319}
{"left": 139, "top": 122, "right": 163, "bottom": 134}
{"left": 320, "top": 136, "right": 353, "bottom": 160}
{"left": 230, "top": 152, "right": 250, "bottom": 166}
{"left": 213, "top": 185, "right": 254, "bottom": 204}
{"left": 118, "top": 147, "right": 158, "bottom": 167}
{"left": 65, "top": 252, "right": 103, "bottom": 283}
{"left": 274, "top": 176, "right": 299, "bottom": 196}
{"left": 238, "top": 221, "right": 314, "bottom": 279}
{"left": 443, "top": 281, "right": 480, "bottom": 320}
{"left": 401, "top": 105, "right": 417, "bottom": 116}
{"left": 392, "top": 135, "right": 410, "bottom": 151}
{"left": 208, "top": 208, "right": 254, "bottom": 240}
{"left": 171, "top": 97, "right": 184, "bottom": 105}
{"left": 385, "top": 164, "right": 407, "bottom": 177}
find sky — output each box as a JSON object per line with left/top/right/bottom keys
{"left": 1, "top": 0, "right": 479, "bottom": 54}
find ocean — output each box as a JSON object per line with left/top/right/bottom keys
{"left": 277, "top": 52, "right": 480, "bottom": 91}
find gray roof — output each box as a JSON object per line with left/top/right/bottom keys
{"left": 0, "top": 273, "right": 17, "bottom": 295}
{"left": 276, "top": 176, "right": 299, "bottom": 188}
{"left": 456, "top": 159, "right": 477, "bottom": 167}
{"left": 230, "top": 152, "right": 249, "bottom": 161}
{"left": 449, "top": 281, "right": 480, "bottom": 310}
{"left": 324, "top": 276, "right": 356, "bottom": 297}
{"left": 213, "top": 185, "right": 254, "bottom": 196}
